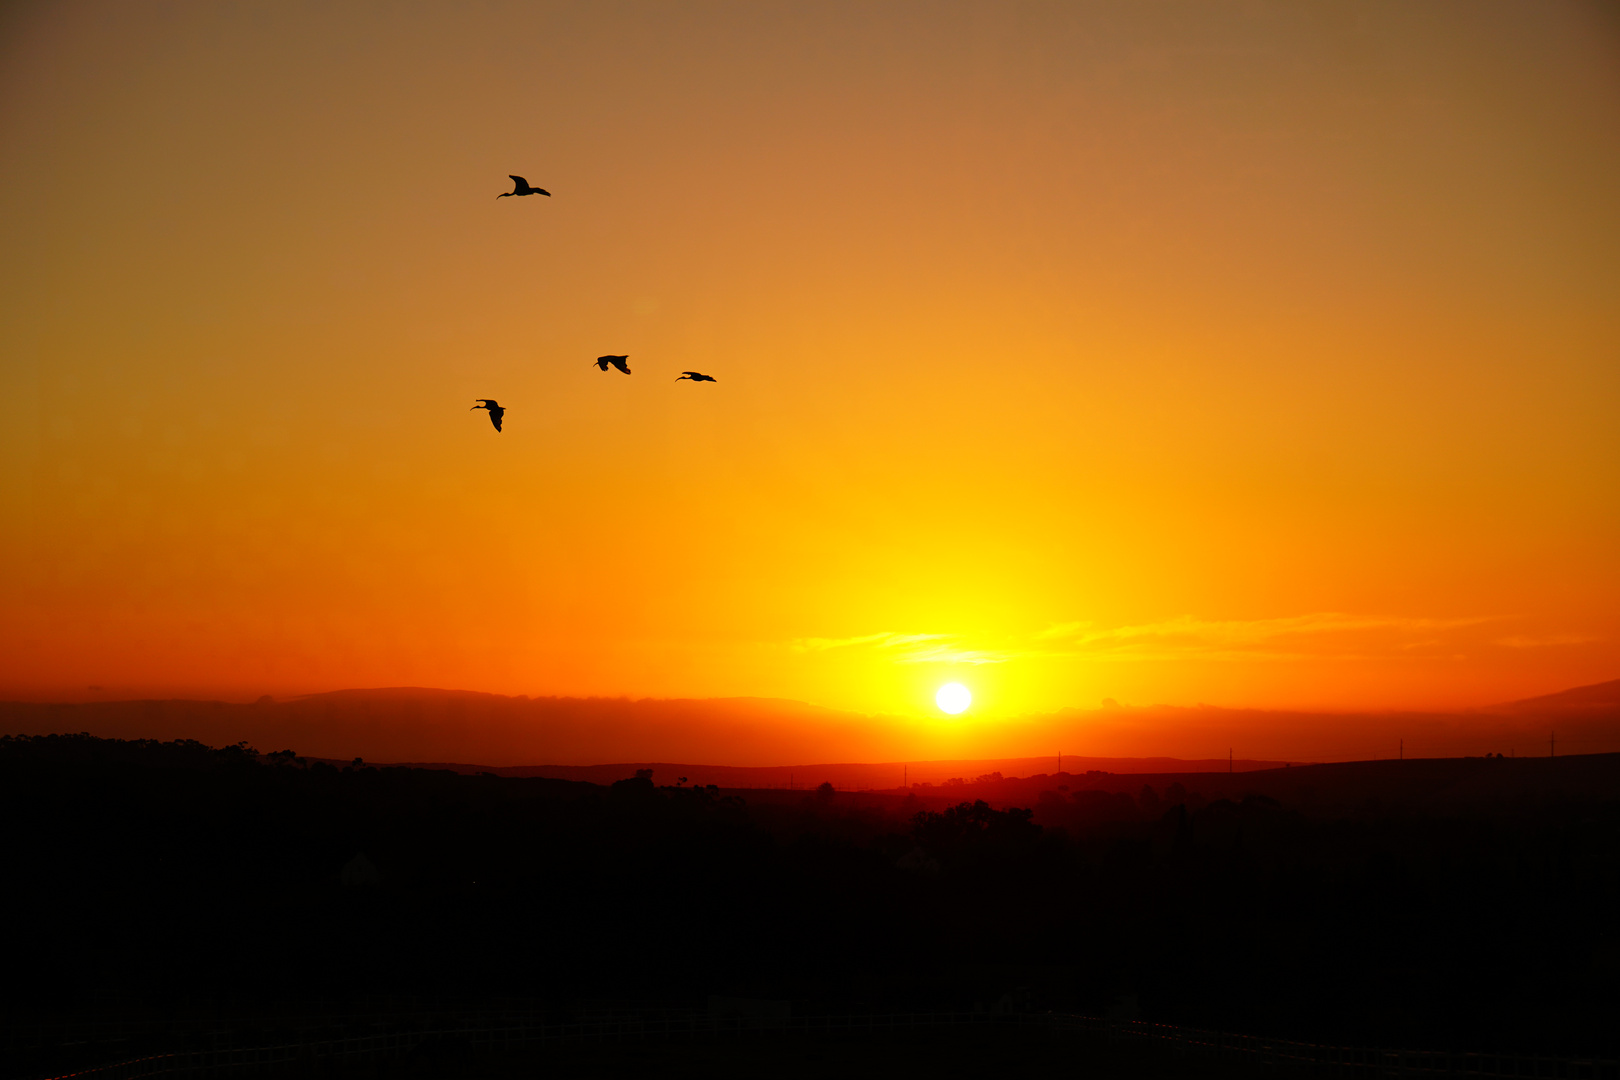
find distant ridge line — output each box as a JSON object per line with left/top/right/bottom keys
{"left": 379, "top": 755, "right": 1293, "bottom": 787}
{"left": 2, "top": 677, "right": 1616, "bottom": 765}
{"left": 1490, "top": 677, "right": 1620, "bottom": 711}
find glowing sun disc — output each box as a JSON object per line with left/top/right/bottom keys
{"left": 935, "top": 683, "right": 972, "bottom": 715}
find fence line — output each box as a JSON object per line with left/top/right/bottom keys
{"left": 22, "top": 1010, "right": 1620, "bottom": 1080}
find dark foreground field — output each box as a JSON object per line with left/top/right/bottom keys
{"left": 334, "top": 1023, "right": 1331, "bottom": 1080}
{"left": 4, "top": 734, "right": 1618, "bottom": 1078}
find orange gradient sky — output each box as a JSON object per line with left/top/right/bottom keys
{"left": 2, "top": 1, "right": 1617, "bottom": 723}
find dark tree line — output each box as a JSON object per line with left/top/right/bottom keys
{"left": 3, "top": 734, "right": 1616, "bottom": 1058}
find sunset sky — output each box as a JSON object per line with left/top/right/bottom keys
{"left": 2, "top": 1, "right": 1617, "bottom": 726}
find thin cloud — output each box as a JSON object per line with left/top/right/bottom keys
{"left": 789, "top": 631, "right": 1013, "bottom": 664}
{"left": 1074, "top": 613, "right": 1486, "bottom": 645}
{"left": 1493, "top": 634, "right": 1598, "bottom": 649}
{"left": 1037, "top": 612, "right": 1494, "bottom": 662}
{"left": 1034, "top": 620, "right": 1092, "bottom": 640}
{"left": 793, "top": 613, "right": 1510, "bottom": 667}
{"left": 891, "top": 642, "right": 1017, "bottom": 666}
{"left": 791, "top": 632, "right": 912, "bottom": 653}
{"left": 882, "top": 633, "right": 952, "bottom": 649}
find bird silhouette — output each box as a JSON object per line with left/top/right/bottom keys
{"left": 592, "top": 355, "right": 632, "bottom": 375}
{"left": 471, "top": 399, "right": 505, "bottom": 431}
{"left": 497, "top": 176, "right": 550, "bottom": 199}
{"left": 675, "top": 371, "right": 717, "bottom": 382}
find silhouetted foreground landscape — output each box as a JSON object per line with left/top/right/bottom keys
{"left": 5, "top": 732, "right": 1619, "bottom": 1078}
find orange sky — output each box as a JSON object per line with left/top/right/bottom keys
{"left": 1, "top": 1, "right": 1617, "bottom": 730}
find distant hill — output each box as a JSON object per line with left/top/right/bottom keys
{"left": 1492, "top": 678, "right": 1620, "bottom": 711}
{"left": 3, "top": 678, "right": 1617, "bottom": 767}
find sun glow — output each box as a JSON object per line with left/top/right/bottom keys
{"left": 935, "top": 683, "right": 972, "bottom": 715}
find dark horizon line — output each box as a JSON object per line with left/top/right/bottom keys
{"left": 7, "top": 675, "right": 1619, "bottom": 715}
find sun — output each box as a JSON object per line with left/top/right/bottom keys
{"left": 935, "top": 682, "right": 972, "bottom": 715}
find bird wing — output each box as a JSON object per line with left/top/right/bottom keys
{"left": 610, "top": 357, "right": 631, "bottom": 374}
{"left": 489, "top": 407, "right": 504, "bottom": 432}
{"left": 509, "top": 175, "right": 528, "bottom": 187}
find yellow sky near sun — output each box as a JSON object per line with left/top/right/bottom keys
{"left": 1, "top": 1, "right": 1617, "bottom": 720}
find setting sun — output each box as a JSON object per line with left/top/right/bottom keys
{"left": 935, "top": 683, "right": 971, "bottom": 715}
{"left": 0, "top": 3, "right": 1615, "bottom": 726}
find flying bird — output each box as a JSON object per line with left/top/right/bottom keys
{"left": 497, "top": 176, "right": 550, "bottom": 199}
{"left": 471, "top": 399, "right": 505, "bottom": 431}
{"left": 592, "top": 355, "right": 632, "bottom": 375}
{"left": 675, "top": 371, "right": 717, "bottom": 382}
